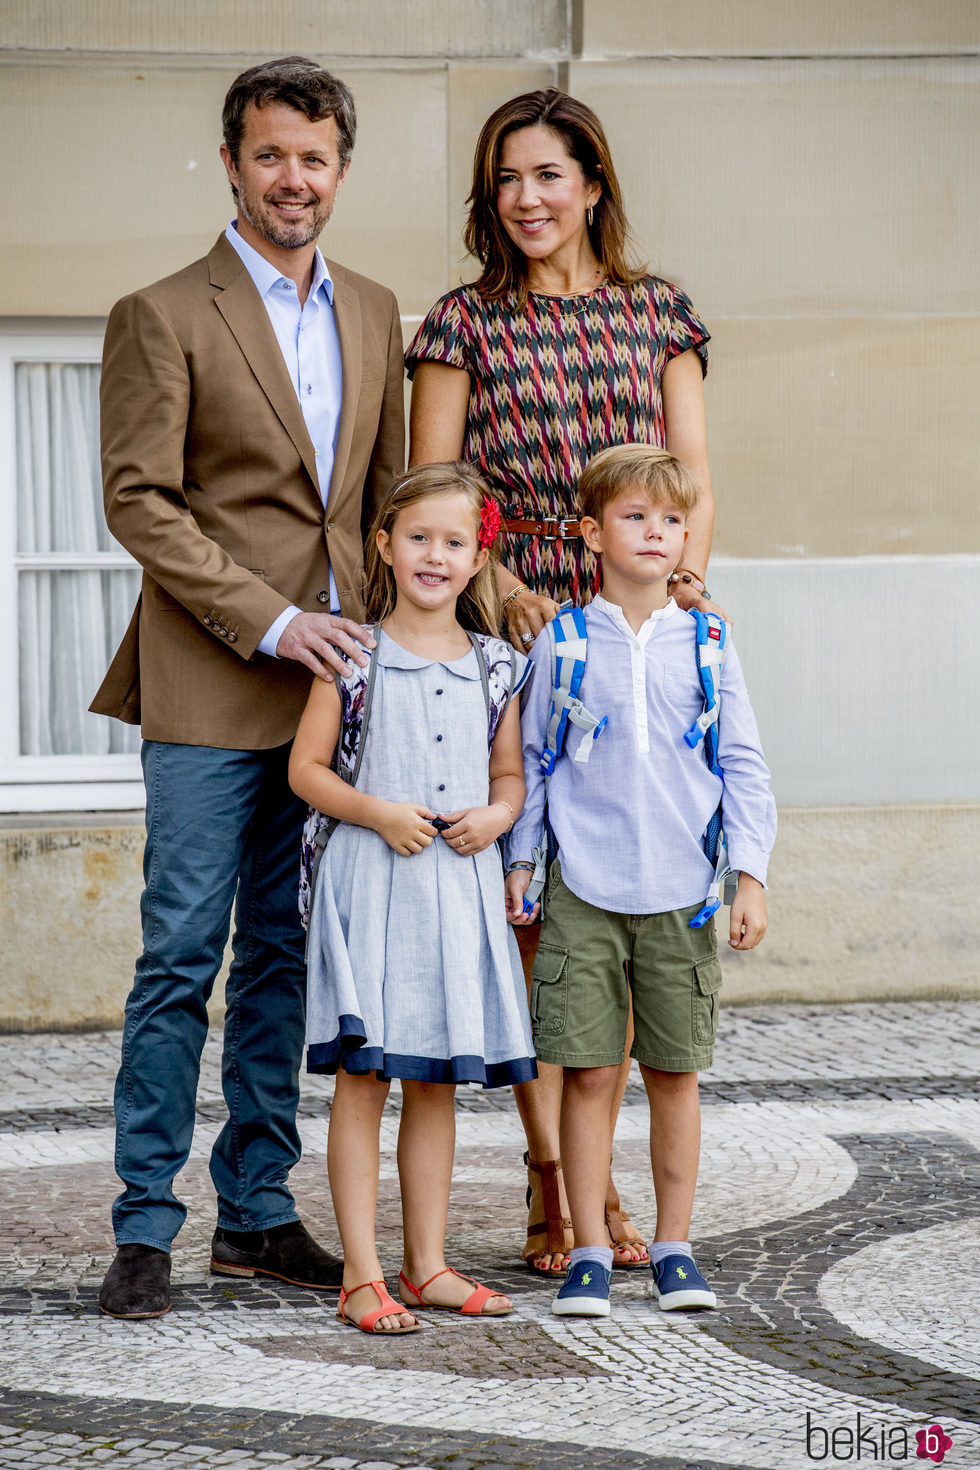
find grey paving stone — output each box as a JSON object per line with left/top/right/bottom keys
{"left": 2, "top": 1004, "right": 979, "bottom": 1469}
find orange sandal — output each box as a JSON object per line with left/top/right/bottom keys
{"left": 399, "top": 1266, "right": 513, "bottom": 1317}
{"left": 337, "top": 1278, "right": 420, "bottom": 1334}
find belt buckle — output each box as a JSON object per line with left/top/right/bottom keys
{"left": 542, "top": 518, "right": 565, "bottom": 540}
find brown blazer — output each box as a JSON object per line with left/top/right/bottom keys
{"left": 90, "top": 233, "right": 405, "bottom": 748}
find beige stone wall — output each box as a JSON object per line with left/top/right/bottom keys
{"left": 1, "top": 3, "right": 977, "bottom": 1021}
{"left": 2, "top": 804, "right": 977, "bottom": 1032}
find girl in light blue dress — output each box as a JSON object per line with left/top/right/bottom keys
{"left": 289, "top": 462, "right": 534, "bottom": 1336}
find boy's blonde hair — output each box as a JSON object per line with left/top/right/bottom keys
{"left": 578, "top": 444, "right": 702, "bottom": 523}
{"left": 364, "top": 462, "right": 503, "bottom": 635}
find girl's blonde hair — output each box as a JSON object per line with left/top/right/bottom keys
{"left": 364, "top": 462, "right": 503, "bottom": 634}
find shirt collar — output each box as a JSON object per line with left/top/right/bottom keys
{"left": 375, "top": 629, "right": 482, "bottom": 678}
{"left": 591, "top": 593, "right": 679, "bottom": 644}
{"left": 225, "top": 221, "right": 334, "bottom": 305}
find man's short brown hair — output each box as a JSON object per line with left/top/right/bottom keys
{"left": 222, "top": 56, "right": 357, "bottom": 170}
{"left": 578, "top": 445, "right": 702, "bottom": 523}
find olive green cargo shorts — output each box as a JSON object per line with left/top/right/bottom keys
{"left": 530, "top": 861, "right": 722, "bottom": 1072}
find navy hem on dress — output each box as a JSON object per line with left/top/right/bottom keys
{"left": 306, "top": 1016, "right": 536, "bottom": 1089}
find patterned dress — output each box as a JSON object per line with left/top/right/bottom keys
{"left": 406, "top": 277, "right": 710, "bottom": 604}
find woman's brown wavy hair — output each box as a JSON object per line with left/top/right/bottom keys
{"left": 464, "top": 87, "right": 646, "bottom": 308}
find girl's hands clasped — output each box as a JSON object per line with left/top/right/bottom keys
{"left": 438, "top": 804, "right": 512, "bottom": 857}
{"left": 373, "top": 801, "right": 439, "bottom": 857}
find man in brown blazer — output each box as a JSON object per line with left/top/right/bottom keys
{"left": 92, "top": 57, "right": 404, "bottom": 1318}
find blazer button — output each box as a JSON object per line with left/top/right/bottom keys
{"left": 317, "top": 590, "right": 330, "bottom": 603}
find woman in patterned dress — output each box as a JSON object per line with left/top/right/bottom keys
{"left": 406, "top": 88, "right": 721, "bottom": 1275}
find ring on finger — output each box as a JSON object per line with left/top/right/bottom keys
{"left": 457, "top": 836, "right": 466, "bottom": 848}
{"left": 520, "top": 631, "right": 533, "bottom": 644}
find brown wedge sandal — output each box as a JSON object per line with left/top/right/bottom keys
{"left": 605, "top": 1171, "right": 650, "bottom": 1269}
{"left": 523, "top": 1152, "right": 573, "bottom": 1275}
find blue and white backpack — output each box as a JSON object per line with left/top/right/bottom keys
{"left": 523, "top": 605, "right": 735, "bottom": 928}
{"left": 299, "top": 629, "right": 519, "bottom": 931}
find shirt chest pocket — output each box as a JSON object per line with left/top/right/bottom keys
{"left": 661, "top": 667, "right": 705, "bottom": 727}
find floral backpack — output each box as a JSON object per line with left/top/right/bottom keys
{"left": 299, "top": 629, "right": 519, "bottom": 930}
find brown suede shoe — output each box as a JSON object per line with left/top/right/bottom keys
{"left": 210, "top": 1220, "right": 343, "bottom": 1291}
{"left": 99, "top": 1243, "right": 171, "bottom": 1318}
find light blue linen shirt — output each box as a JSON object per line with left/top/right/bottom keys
{"left": 224, "top": 221, "right": 344, "bottom": 654}
{"left": 506, "top": 595, "right": 777, "bottom": 915}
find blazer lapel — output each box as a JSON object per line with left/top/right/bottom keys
{"left": 208, "top": 237, "right": 321, "bottom": 493}
{"left": 328, "top": 271, "right": 362, "bottom": 507}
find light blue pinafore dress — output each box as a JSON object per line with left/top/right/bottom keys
{"left": 305, "top": 630, "right": 536, "bottom": 1087}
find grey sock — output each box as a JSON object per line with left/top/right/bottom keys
{"left": 569, "top": 1245, "right": 614, "bottom": 1271}
{"left": 649, "top": 1240, "right": 693, "bottom": 1267}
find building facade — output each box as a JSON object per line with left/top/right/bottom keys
{"left": 1, "top": 1, "right": 978, "bottom": 1026}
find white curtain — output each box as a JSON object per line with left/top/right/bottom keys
{"left": 15, "top": 362, "right": 140, "bottom": 756}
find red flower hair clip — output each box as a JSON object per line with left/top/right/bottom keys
{"left": 478, "top": 495, "right": 501, "bottom": 547}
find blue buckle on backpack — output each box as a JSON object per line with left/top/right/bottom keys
{"left": 689, "top": 898, "right": 721, "bottom": 929}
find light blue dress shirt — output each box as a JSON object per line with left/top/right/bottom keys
{"left": 507, "top": 596, "right": 776, "bottom": 915}
{"left": 224, "top": 221, "right": 344, "bottom": 655}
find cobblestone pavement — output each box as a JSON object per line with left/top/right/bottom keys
{"left": 1, "top": 1000, "right": 978, "bottom": 1470}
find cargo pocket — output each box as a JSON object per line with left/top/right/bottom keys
{"left": 530, "top": 944, "right": 569, "bottom": 1037}
{"left": 692, "top": 954, "right": 723, "bottom": 1045}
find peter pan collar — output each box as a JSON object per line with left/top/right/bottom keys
{"left": 375, "top": 629, "right": 483, "bottom": 678}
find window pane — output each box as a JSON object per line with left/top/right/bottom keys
{"left": 15, "top": 361, "right": 109, "bottom": 553}
{"left": 18, "top": 568, "right": 141, "bottom": 755}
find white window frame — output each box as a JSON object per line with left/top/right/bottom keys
{"left": 0, "top": 319, "right": 144, "bottom": 812}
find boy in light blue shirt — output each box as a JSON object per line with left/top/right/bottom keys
{"left": 505, "top": 444, "right": 776, "bottom": 1318}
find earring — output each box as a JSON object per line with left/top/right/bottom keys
{"left": 587, "top": 205, "right": 594, "bottom": 227}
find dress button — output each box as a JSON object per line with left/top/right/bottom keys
{"left": 316, "top": 590, "right": 330, "bottom": 603}
{"left": 228, "top": 632, "right": 237, "bottom": 643}
{"left": 203, "top": 616, "right": 212, "bottom": 627}
{"left": 436, "top": 734, "right": 443, "bottom": 742}
{"left": 438, "top": 784, "right": 446, "bottom": 792}
{"left": 435, "top": 688, "right": 443, "bottom": 695}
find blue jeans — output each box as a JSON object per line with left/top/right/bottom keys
{"left": 112, "top": 740, "right": 308, "bottom": 1251}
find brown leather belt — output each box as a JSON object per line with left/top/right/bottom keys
{"left": 502, "top": 517, "right": 584, "bottom": 539}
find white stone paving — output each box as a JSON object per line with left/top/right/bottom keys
{"left": 2, "top": 1001, "right": 979, "bottom": 1469}
{"left": 0, "top": 1303, "right": 977, "bottom": 1470}
{"left": 818, "top": 1219, "right": 980, "bottom": 1380}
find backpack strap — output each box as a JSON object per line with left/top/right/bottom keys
{"left": 467, "top": 629, "right": 493, "bottom": 722}
{"left": 343, "top": 631, "right": 382, "bottom": 790}
{"left": 303, "top": 628, "right": 380, "bottom": 937}
{"left": 683, "top": 609, "right": 736, "bottom": 928}
{"left": 540, "top": 606, "right": 607, "bottom": 774}
{"left": 524, "top": 607, "right": 607, "bottom": 909}
{"left": 683, "top": 609, "right": 726, "bottom": 775}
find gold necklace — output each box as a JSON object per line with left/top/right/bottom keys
{"left": 532, "top": 267, "right": 606, "bottom": 317}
